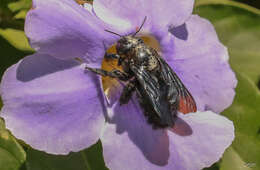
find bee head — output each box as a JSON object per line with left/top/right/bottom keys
{"left": 116, "top": 36, "right": 144, "bottom": 55}
{"left": 105, "top": 16, "right": 147, "bottom": 57}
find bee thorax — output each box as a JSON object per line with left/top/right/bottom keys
{"left": 131, "top": 45, "right": 159, "bottom": 71}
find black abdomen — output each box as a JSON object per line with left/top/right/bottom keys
{"left": 135, "top": 76, "right": 177, "bottom": 129}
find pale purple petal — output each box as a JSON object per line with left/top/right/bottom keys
{"left": 101, "top": 99, "right": 234, "bottom": 170}
{"left": 101, "top": 99, "right": 170, "bottom": 170}
{"left": 168, "top": 15, "right": 237, "bottom": 113}
{"left": 0, "top": 53, "right": 105, "bottom": 154}
{"left": 93, "top": 0, "right": 194, "bottom": 33}
{"left": 168, "top": 112, "right": 234, "bottom": 170}
{"left": 149, "top": 0, "right": 194, "bottom": 27}
{"left": 25, "top": 0, "right": 115, "bottom": 66}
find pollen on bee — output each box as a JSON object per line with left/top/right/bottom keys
{"left": 101, "top": 44, "right": 121, "bottom": 97}
{"left": 75, "top": 0, "right": 92, "bottom": 5}
{"left": 140, "top": 35, "right": 161, "bottom": 52}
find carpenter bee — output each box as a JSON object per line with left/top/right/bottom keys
{"left": 85, "top": 17, "right": 197, "bottom": 128}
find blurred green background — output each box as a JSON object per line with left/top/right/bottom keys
{"left": 0, "top": 0, "right": 260, "bottom": 170}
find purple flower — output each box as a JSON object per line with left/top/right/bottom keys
{"left": 0, "top": 0, "right": 237, "bottom": 169}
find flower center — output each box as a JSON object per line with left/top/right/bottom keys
{"left": 75, "top": 0, "right": 92, "bottom": 5}
{"left": 102, "top": 35, "right": 161, "bottom": 100}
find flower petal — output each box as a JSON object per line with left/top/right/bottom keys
{"left": 101, "top": 99, "right": 170, "bottom": 169}
{"left": 150, "top": 0, "right": 194, "bottom": 27}
{"left": 168, "top": 15, "right": 237, "bottom": 113}
{"left": 25, "top": 0, "right": 114, "bottom": 66}
{"left": 101, "top": 99, "right": 234, "bottom": 170}
{"left": 0, "top": 53, "right": 105, "bottom": 154}
{"left": 168, "top": 112, "right": 234, "bottom": 170}
{"left": 93, "top": 0, "right": 194, "bottom": 33}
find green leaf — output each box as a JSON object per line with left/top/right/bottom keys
{"left": 194, "top": 2, "right": 260, "bottom": 84}
{"left": 0, "top": 0, "right": 25, "bottom": 30}
{"left": 224, "top": 72, "right": 260, "bottom": 136}
{"left": 24, "top": 141, "right": 108, "bottom": 170}
{"left": 195, "top": 0, "right": 260, "bottom": 15}
{"left": 0, "top": 0, "right": 16, "bottom": 13}
{"left": 0, "top": 119, "right": 26, "bottom": 170}
{"left": 14, "top": 10, "right": 27, "bottom": 19}
{"left": 83, "top": 141, "right": 108, "bottom": 170}
{"left": 203, "top": 163, "right": 219, "bottom": 170}
{"left": 222, "top": 73, "right": 260, "bottom": 170}
{"left": 0, "top": 28, "right": 33, "bottom": 52}
{"left": 195, "top": 3, "right": 260, "bottom": 170}
{"left": 8, "top": 0, "right": 31, "bottom": 12}
{"left": 220, "top": 147, "right": 253, "bottom": 170}
{"left": 232, "top": 0, "right": 260, "bottom": 10}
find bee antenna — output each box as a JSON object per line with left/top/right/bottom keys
{"left": 105, "top": 29, "right": 122, "bottom": 37}
{"left": 133, "top": 16, "right": 147, "bottom": 37}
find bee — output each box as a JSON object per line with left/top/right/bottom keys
{"left": 85, "top": 17, "right": 197, "bottom": 128}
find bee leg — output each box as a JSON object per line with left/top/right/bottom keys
{"left": 85, "top": 66, "right": 130, "bottom": 81}
{"left": 104, "top": 53, "right": 123, "bottom": 66}
{"left": 119, "top": 79, "right": 137, "bottom": 105}
{"left": 102, "top": 41, "right": 119, "bottom": 59}
{"left": 104, "top": 53, "right": 120, "bottom": 60}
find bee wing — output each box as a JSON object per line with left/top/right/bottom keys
{"left": 159, "top": 58, "right": 197, "bottom": 114}
{"left": 130, "top": 64, "right": 165, "bottom": 118}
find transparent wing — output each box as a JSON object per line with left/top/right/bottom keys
{"left": 130, "top": 64, "right": 163, "bottom": 117}
{"left": 159, "top": 58, "right": 197, "bottom": 114}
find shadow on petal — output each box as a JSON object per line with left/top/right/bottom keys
{"left": 106, "top": 97, "right": 192, "bottom": 166}
{"left": 108, "top": 100, "right": 170, "bottom": 166}
{"left": 169, "top": 23, "right": 188, "bottom": 40}
{"left": 168, "top": 116, "right": 193, "bottom": 136}
{"left": 16, "top": 54, "right": 79, "bottom": 82}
